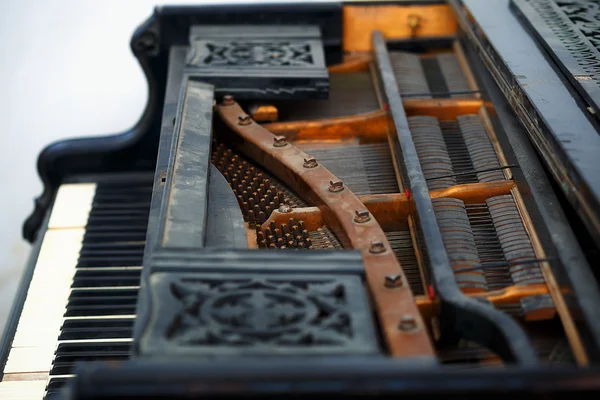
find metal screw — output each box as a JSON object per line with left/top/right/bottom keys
{"left": 370, "top": 240, "right": 386, "bottom": 254}
{"left": 398, "top": 315, "right": 418, "bottom": 332}
{"left": 278, "top": 205, "right": 293, "bottom": 213}
{"left": 329, "top": 180, "right": 344, "bottom": 192}
{"left": 354, "top": 209, "right": 371, "bottom": 223}
{"left": 303, "top": 156, "right": 318, "bottom": 168}
{"left": 384, "top": 274, "right": 402, "bottom": 288}
{"left": 273, "top": 136, "right": 288, "bottom": 147}
{"left": 238, "top": 115, "right": 252, "bottom": 126}
{"left": 222, "top": 95, "right": 235, "bottom": 106}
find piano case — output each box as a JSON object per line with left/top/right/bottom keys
{"left": 4, "top": 1, "right": 600, "bottom": 398}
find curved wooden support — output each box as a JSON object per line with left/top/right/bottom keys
{"left": 327, "top": 53, "right": 372, "bottom": 73}
{"left": 262, "top": 110, "right": 389, "bottom": 142}
{"left": 217, "top": 100, "right": 436, "bottom": 359}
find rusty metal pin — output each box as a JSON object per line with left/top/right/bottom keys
{"left": 273, "top": 136, "right": 288, "bottom": 147}
{"left": 398, "top": 315, "right": 418, "bottom": 332}
{"left": 354, "top": 209, "right": 371, "bottom": 223}
{"left": 303, "top": 156, "right": 318, "bottom": 168}
{"left": 384, "top": 274, "right": 403, "bottom": 288}
{"left": 222, "top": 95, "right": 235, "bottom": 106}
{"left": 369, "top": 240, "right": 386, "bottom": 254}
{"left": 238, "top": 114, "right": 252, "bottom": 126}
{"left": 329, "top": 180, "right": 344, "bottom": 192}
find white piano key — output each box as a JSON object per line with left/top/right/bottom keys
{"left": 2, "top": 184, "right": 95, "bottom": 385}
{"left": 3, "top": 347, "right": 56, "bottom": 374}
{"left": 0, "top": 381, "right": 46, "bottom": 400}
{"left": 48, "top": 183, "right": 97, "bottom": 229}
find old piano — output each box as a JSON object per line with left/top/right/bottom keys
{"left": 3, "top": 0, "right": 600, "bottom": 398}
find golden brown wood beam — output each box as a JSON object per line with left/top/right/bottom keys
{"left": 263, "top": 110, "right": 389, "bottom": 142}
{"left": 403, "top": 98, "right": 485, "bottom": 120}
{"left": 416, "top": 283, "right": 553, "bottom": 320}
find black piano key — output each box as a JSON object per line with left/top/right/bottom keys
{"left": 78, "top": 242, "right": 145, "bottom": 250}
{"left": 71, "top": 272, "right": 141, "bottom": 288}
{"left": 76, "top": 256, "right": 143, "bottom": 267}
{"left": 59, "top": 319, "right": 134, "bottom": 340}
{"left": 59, "top": 327, "right": 133, "bottom": 340}
{"left": 53, "top": 342, "right": 131, "bottom": 363}
{"left": 78, "top": 248, "right": 145, "bottom": 258}
{"left": 64, "top": 304, "right": 137, "bottom": 317}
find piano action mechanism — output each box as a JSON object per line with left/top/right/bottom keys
{"left": 4, "top": 0, "right": 600, "bottom": 398}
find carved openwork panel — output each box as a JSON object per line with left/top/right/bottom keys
{"left": 511, "top": 0, "right": 600, "bottom": 114}
{"left": 188, "top": 41, "right": 317, "bottom": 68}
{"left": 139, "top": 272, "right": 379, "bottom": 356}
{"left": 184, "top": 25, "right": 329, "bottom": 100}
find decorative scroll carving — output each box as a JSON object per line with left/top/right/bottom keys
{"left": 140, "top": 272, "right": 379, "bottom": 356}
{"left": 512, "top": 0, "right": 600, "bottom": 113}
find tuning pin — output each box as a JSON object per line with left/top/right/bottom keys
{"left": 259, "top": 239, "right": 267, "bottom": 248}
{"left": 258, "top": 211, "right": 266, "bottom": 224}
{"left": 242, "top": 203, "right": 249, "bottom": 221}
{"left": 267, "top": 235, "right": 275, "bottom": 246}
{"left": 281, "top": 224, "right": 289, "bottom": 235}
{"left": 299, "top": 221, "right": 305, "bottom": 231}
{"left": 302, "top": 230, "right": 309, "bottom": 239}
{"left": 274, "top": 228, "right": 282, "bottom": 239}
{"left": 277, "top": 238, "right": 284, "bottom": 247}
{"left": 305, "top": 237, "right": 313, "bottom": 248}
{"left": 270, "top": 221, "right": 276, "bottom": 232}
{"left": 257, "top": 231, "right": 265, "bottom": 242}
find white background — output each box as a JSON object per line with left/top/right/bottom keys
{"left": 0, "top": 0, "right": 330, "bottom": 331}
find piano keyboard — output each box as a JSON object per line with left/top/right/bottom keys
{"left": 0, "top": 178, "right": 152, "bottom": 399}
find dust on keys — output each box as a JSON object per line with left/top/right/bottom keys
{"left": 0, "top": 177, "right": 152, "bottom": 399}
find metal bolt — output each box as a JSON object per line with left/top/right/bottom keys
{"left": 329, "top": 180, "right": 344, "bottom": 192}
{"left": 222, "top": 95, "right": 235, "bottom": 106}
{"left": 354, "top": 209, "right": 371, "bottom": 223}
{"left": 273, "top": 136, "right": 288, "bottom": 147}
{"left": 398, "top": 315, "right": 418, "bottom": 332}
{"left": 278, "top": 205, "right": 293, "bottom": 213}
{"left": 384, "top": 274, "right": 402, "bottom": 288}
{"left": 238, "top": 115, "right": 252, "bottom": 126}
{"left": 370, "top": 240, "right": 386, "bottom": 254}
{"left": 303, "top": 156, "right": 318, "bottom": 168}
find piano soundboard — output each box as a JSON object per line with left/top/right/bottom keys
{"left": 3, "top": 0, "right": 600, "bottom": 398}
